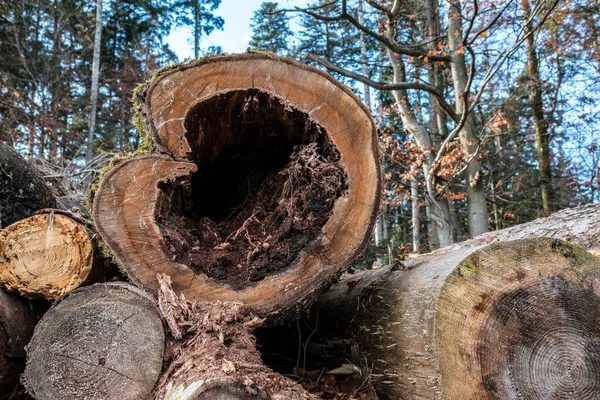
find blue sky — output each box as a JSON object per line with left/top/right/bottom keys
{"left": 166, "top": 0, "right": 309, "bottom": 60}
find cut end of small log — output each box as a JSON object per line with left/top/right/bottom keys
{"left": 23, "top": 282, "right": 165, "bottom": 400}
{"left": 0, "top": 210, "right": 100, "bottom": 300}
{"left": 93, "top": 54, "right": 381, "bottom": 319}
{"left": 436, "top": 238, "right": 600, "bottom": 399}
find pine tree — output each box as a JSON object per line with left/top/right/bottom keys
{"left": 172, "top": 0, "right": 224, "bottom": 59}
{"left": 249, "top": 2, "right": 293, "bottom": 56}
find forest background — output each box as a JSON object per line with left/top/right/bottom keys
{"left": 1, "top": 0, "right": 599, "bottom": 261}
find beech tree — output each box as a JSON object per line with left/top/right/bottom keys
{"left": 292, "top": 0, "right": 561, "bottom": 244}
{"left": 249, "top": 2, "right": 294, "bottom": 56}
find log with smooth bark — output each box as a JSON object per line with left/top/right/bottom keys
{"left": 0, "top": 288, "right": 38, "bottom": 395}
{"left": 0, "top": 210, "right": 103, "bottom": 300}
{"left": 309, "top": 204, "right": 600, "bottom": 400}
{"left": 93, "top": 53, "right": 381, "bottom": 320}
{"left": 0, "top": 141, "right": 55, "bottom": 228}
{"left": 23, "top": 282, "right": 165, "bottom": 400}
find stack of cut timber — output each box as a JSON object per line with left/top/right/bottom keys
{"left": 0, "top": 54, "right": 600, "bottom": 400}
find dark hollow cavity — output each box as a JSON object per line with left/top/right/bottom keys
{"left": 157, "top": 89, "right": 348, "bottom": 290}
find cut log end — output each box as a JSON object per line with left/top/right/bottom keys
{"left": 93, "top": 54, "right": 381, "bottom": 319}
{"left": 436, "top": 238, "right": 600, "bottom": 399}
{"left": 23, "top": 282, "right": 165, "bottom": 400}
{"left": 0, "top": 211, "right": 99, "bottom": 300}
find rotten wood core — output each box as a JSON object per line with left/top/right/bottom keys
{"left": 155, "top": 274, "right": 315, "bottom": 400}
{"left": 158, "top": 89, "right": 347, "bottom": 289}
{"left": 0, "top": 210, "right": 102, "bottom": 300}
{"left": 93, "top": 54, "right": 381, "bottom": 319}
{"left": 23, "top": 282, "right": 164, "bottom": 400}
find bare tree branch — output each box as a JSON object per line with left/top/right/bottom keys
{"left": 307, "top": 53, "right": 460, "bottom": 123}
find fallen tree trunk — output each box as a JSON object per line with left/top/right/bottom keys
{"left": 0, "top": 141, "right": 56, "bottom": 228}
{"left": 22, "top": 282, "right": 165, "bottom": 400}
{"left": 0, "top": 289, "right": 38, "bottom": 395}
{"left": 307, "top": 204, "right": 600, "bottom": 400}
{"left": 92, "top": 53, "right": 381, "bottom": 321}
{"left": 0, "top": 210, "right": 104, "bottom": 300}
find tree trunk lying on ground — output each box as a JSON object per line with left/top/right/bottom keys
{"left": 309, "top": 204, "right": 600, "bottom": 400}
{"left": 22, "top": 282, "right": 165, "bottom": 400}
{"left": 0, "top": 289, "right": 38, "bottom": 396}
{"left": 92, "top": 53, "right": 381, "bottom": 321}
{"left": 0, "top": 210, "right": 105, "bottom": 300}
{"left": 0, "top": 141, "right": 55, "bottom": 229}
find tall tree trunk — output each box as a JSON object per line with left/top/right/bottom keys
{"left": 448, "top": 0, "right": 490, "bottom": 237}
{"left": 194, "top": 0, "right": 200, "bottom": 58}
{"left": 86, "top": 0, "right": 102, "bottom": 165}
{"left": 386, "top": 51, "right": 453, "bottom": 247}
{"left": 411, "top": 170, "right": 420, "bottom": 253}
{"left": 521, "top": 0, "right": 554, "bottom": 215}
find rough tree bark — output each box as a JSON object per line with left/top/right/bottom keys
{"left": 86, "top": 0, "right": 102, "bottom": 165}
{"left": 0, "top": 289, "right": 38, "bottom": 395}
{"left": 0, "top": 141, "right": 56, "bottom": 228}
{"left": 447, "top": 0, "right": 489, "bottom": 237}
{"left": 0, "top": 210, "right": 104, "bottom": 300}
{"left": 22, "top": 282, "right": 164, "bottom": 400}
{"left": 311, "top": 204, "right": 600, "bottom": 399}
{"left": 521, "top": 0, "right": 555, "bottom": 214}
{"left": 93, "top": 54, "right": 381, "bottom": 320}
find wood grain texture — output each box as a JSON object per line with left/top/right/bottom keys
{"left": 94, "top": 54, "right": 380, "bottom": 320}
{"left": 23, "top": 282, "right": 165, "bottom": 400}
{"left": 0, "top": 210, "right": 100, "bottom": 300}
{"left": 310, "top": 204, "right": 600, "bottom": 399}
{"left": 436, "top": 238, "right": 600, "bottom": 399}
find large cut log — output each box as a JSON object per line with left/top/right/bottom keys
{"left": 305, "top": 204, "right": 600, "bottom": 400}
{"left": 93, "top": 53, "right": 381, "bottom": 320}
{"left": 22, "top": 282, "right": 165, "bottom": 400}
{"left": 0, "top": 289, "right": 38, "bottom": 395}
{"left": 0, "top": 141, "right": 55, "bottom": 228}
{"left": 155, "top": 274, "right": 315, "bottom": 400}
{"left": 0, "top": 210, "right": 104, "bottom": 300}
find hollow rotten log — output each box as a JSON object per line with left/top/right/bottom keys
{"left": 0, "top": 141, "right": 55, "bottom": 228}
{"left": 0, "top": 210, "right": 104, "bottom": 300}
{"left": 308, "top": 204, "right": 600, "bottom": 399}
{"left": 23, "top": 282, "right": 165, "bottom": 400}
{"left": 92, "top": 53, "right": 381, "bottom": 320}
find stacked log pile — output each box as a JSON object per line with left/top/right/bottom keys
{"left": 0, "top": 54, "right": 598, "bottom": 399}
